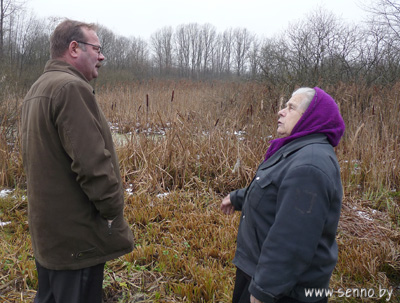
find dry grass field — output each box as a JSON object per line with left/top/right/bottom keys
{"left": 0, "top": 80, "right": 399, "bottom": 302}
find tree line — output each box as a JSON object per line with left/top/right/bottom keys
{"left": 1, "top": 0, "right": 400, "bottom": 94}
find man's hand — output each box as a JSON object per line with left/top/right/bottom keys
{"left": 220, "top": 194, "right": 235, "bottom": 215}
{"left": 250, "top": 295, "right": 263, "bottom": 303}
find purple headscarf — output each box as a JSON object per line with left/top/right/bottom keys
{"left": 264, "top": 87, "right": 345, "bottom": 161}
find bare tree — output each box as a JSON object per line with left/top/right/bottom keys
{"left": 232, "top": 28, "right": 254, "bottom": 76}
{"left": 220, "top": 28, "right": 234, "bottom": 75}
{"left": 128, "top": 36, "right": 150, "bottom": 77}
{"left": 174, "top": 23, "right": 203, "bottom": 78}
{"left": 257, "top": 7, "right": 371, "bottom": 85}
{"left": 361, "top": 0, "right": 400, "bottom": 84}
{"left": 364, "top": 0, "right": 400, "bottom": 41}
{"left": 97, "top": 25, "right": 115, "bottom": 56}
{"left": 175, "top": 24, "right": 190, "bottom": 76}
{"left": 188, "top": 23, "right": 202, "bottom": 78}
{"left": 211, "top": 33, "right": 224, "bottom": 76}
{"left": 150, "top": 26, "right": 173, "bottom": 76}
{"left": 259, "top": 36, "right": 291, "bottom": 85}
{"left": 14, "top": 13, "right": 48, "bottom": 76}
{"left": 248, "top": 38, "right": 260, "bottom": 78}
{"left": 280, "top": 8, "right": 360, "bottom": 84}
{"left": 0, "top": 0, "right": 23, "bottom": 61}
{"left": 200, "top": 23, "right": 216, "bottom": 75}
{"left": 97, "top": 25, "right": 150, "bottom": 80}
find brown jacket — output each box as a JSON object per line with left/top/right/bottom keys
{"left": 21, "top": 60, "right": 134, "bottom": 270}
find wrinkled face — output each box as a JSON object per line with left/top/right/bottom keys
{"left": 75, "top": 28, "right": 105, "bottom": 81}
{"left": 277, "top": 94, "right": 306, "bottom": 137}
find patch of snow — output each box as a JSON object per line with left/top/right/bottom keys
{"left": 0, "top": 220, "right": 11, "bottom": 227}
{"left": 353, "top": 206, "right": 373, "bottom": 221}
{"left": 234, "top": 130, "right": 246, "bottom": 140}
{"left": 0, "top": 189, "right": 13, "bottom": 198}
{"left": 156, "top": 193, "right": 170, "bottom": 198}
{"left": 125, "top": 184, "right": 134, "bottom": 196}
{"left": 357, "top": 211, "right": 373, "bottom": 221}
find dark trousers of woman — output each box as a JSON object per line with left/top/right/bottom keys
{"left": 232, "top": 268, "right": 328, "bottom": 303}
{"left": 34, "top": 260, "right": 105, "bottom": 303}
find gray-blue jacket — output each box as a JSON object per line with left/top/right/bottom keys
{"left": 230, "top": 134, "right": 342, "bottom": 302}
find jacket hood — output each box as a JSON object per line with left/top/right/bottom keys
{"left": 265, "top": 87, "right": 345, "bottom": 161}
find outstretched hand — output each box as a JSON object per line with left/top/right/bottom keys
{"left": 220, "top": 194, "right": 235, "bottom": 215}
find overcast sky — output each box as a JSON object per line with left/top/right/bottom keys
{"left": 26, "top": 0, "right": 368, "bottom": 40}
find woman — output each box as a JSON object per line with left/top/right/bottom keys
{"left": 221, "top": 87, "right": 345, "bottom": 303}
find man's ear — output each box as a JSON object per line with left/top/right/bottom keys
{"left": 69, "top": 41, "right": 79, "bottom": 58}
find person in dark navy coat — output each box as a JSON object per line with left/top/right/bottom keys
{"left": 221, "top": 87, "right": 345, "bottom": 303}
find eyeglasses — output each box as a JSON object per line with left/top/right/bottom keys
{"left": 76, "top": 41, "right": 102, "bottom": 54}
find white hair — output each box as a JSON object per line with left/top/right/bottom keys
{"left": 292, "top": 87, "right": 316, "bottom": 111}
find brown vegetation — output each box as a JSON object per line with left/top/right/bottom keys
{"left": 0, "top": 80, "right": 399, "bottom": 302}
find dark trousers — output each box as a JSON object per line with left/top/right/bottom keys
{"left": 232, "top": 267, "right": 328, "bottom": 303}
{"left": 34, "top": 260, "right": 105, "bottom": 303}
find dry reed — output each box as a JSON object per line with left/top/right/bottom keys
{"left": 0, "top": 80, "right": 399, "bottom": 302}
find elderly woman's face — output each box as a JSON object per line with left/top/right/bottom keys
{"left": 277, "top": 94, "right": 305, "bottom": 137}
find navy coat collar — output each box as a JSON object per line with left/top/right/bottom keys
{"left": 259, "top": 134, "right": 330, "bottom": 170}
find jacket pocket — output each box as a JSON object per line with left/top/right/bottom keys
{"left": 246, "top": 175, "right": 273, "bottom": 210}
{"left": 75, "top": 247, "right": 97, "bottom": 260}
{"left": 107, "top": 219, "right": 113, "bottom": 235}
{"left": 257, "top": 175, "right": 273, "bottom": 188}
{"left": 105, "top": 215, "right": 120, "bottom": 236}
{"left": 97, "top": 213, "right": 119, "bottom": 237}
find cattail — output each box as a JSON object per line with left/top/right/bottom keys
{"left": 146, "top": 94, "right": 149, "bottom": 123}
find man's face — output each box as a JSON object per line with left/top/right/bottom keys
{"left": 75, "top": 28, "right": 105, "bottom": 81}
{"left": 277, "top": 94, "right": 305, "bottom": 137}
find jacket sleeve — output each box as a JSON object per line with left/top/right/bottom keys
{"left": 249, "top": 164, "right": 334, "bottom": 301}
{"left": 53, "top": 81, "right": 123, "bottom": 219}
{"left": 230, "top": 188, "right": 247, "bottom": 211}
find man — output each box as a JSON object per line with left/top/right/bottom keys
{"left": 21, "top": 19, "right": 134, "bottom": 303}
{"left": 221, "top": 87, "right": 345, "bottom": 303}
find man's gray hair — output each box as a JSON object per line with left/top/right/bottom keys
{"left": 292, "top": 87, "right": 316, "bottom": 111}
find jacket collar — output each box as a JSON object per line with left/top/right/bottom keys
{"left": 44, "top": 59, "right": 90, "bottom": 84}
{"left": 259, "top": 134, "right": 329, "bottom": 170}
